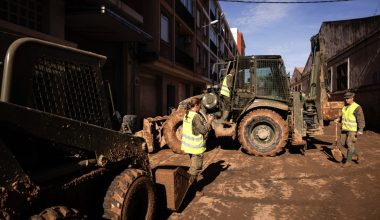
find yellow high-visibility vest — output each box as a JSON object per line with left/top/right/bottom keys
{"left": 342, "top": 102, "right": 359, "bottom": 132}
{"left": 221, "top": 74, "right": 231, "bottom": 97}
{"left": 181, "top": 111, "right": 206, "bottom": 155}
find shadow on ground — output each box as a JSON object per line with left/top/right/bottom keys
{"left": 179, "top": 160, "right": 229, "bottom": 212}
{"left": 155, "top": 160, "right": 230, "bottom": 219}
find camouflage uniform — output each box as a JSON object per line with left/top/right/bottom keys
{"left": 188, "top": 113, "right": 212, "bottom": 177}
{"left": 339, "top": 105, "right": 365, "bottom": 163}
{"left": 220, "top": 73, "right": 233, "bottom": 120}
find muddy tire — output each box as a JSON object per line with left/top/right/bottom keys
{"left": 162, "top": 109, "right": 186, "bottom": 154}
{"left": 103, "top": 169, "right": 155, "bottom": 220}
{"left": 30, "top": 206, "right": 85, "bottom": 220}
{"left": 238, "top": 109, "right": 288, "bottom": 156}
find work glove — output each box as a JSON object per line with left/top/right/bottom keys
{"left": 357, "top": 130, "right": 363, "bottom": 136}
{"left": 333, "top": 118, "right": 340, "bottom": 124}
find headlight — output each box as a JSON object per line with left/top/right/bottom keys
{"left": 201, "top": 93, "right": 218, "bottom": 110}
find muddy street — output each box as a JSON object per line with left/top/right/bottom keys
{"left": 150, "top": 124, "right": 380, "bottom": 220}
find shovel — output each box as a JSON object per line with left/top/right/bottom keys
{"left": 331, "top": 122, "right": 344, "bottom": 162}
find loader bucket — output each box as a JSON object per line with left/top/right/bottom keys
{"left": 154, "top": 166, "right": 191, "bottom": 211}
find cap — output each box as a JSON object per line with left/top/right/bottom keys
{"left": 344, "top": 92, "right": 355, "bottom": 99}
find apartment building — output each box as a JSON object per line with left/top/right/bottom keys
{"left": 231, "top": 28, "right": 246, "bottom": 56}
{"left": 0, "top": 0, "right": 238, "bottom": 128}
{"left": 139, "top": 0, "right": 238, "bottom": 119}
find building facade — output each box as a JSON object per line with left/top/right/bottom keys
{"left": 290, "top": 67, "right": 305, "bottom": 92}
{"left": 0, "top": 0, "right": 238, "bottom": 129}
{"left": 301, "top": 15, "right": 380, "bottom": 130}
{"left": 231, "top": 28, "right": 246, "bottom": 56}
{"left": 137, "top": 0, "right": 237, "bottom": 120}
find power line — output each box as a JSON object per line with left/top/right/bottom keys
{"left": 218, "top": 0, "right": 351, "bottom": 3}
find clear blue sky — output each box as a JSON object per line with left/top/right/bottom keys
{"left": 220, "top": 0, "right": 380, "bottom": 74}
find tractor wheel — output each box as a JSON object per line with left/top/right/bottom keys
{"left": 30, "top": 206, "right": 86, "bottom": 220}
{"left": 103, "top": 169, "right": 155, "bottom": 220}
{"left": 162, "top": 109, "right": 186, "bottom": 154}
{"left": 238, "top": 109, "right": 288, "bottom": 156}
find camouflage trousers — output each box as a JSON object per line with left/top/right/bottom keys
{"left": 221, "top": 95, "right": 231, "bottom": 111}
{"left": 188, "top": 154, "right": 204, "bottom": 176}
{"left": 340, "top": 131, "right": 359, "bottom": 162}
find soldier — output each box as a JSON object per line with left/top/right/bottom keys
{"left": 181, "top": 97, "right": 214, "bottom": 183}
{"left": 220, "top": 68, "right": 235, "bottom": 121}
{"left": 335, "top": 92, "right": 365, "bottom": 167}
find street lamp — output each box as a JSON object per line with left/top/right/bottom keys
{"left": 201, "top": 19, "right": 219, "bottom": 28}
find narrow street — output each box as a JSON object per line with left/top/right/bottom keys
{"left": 150, "top": 124, "right": 380, "bottom": 219}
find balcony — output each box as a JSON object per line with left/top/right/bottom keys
{"left": 210, "top": 40, "right": 217, "bottom": 55}
{"left": 175, "top": 47, "right": 194, "bottom": 70}
{"left": 160, "top": 41, "right": 172, "bottom": 60}
{"left": 175, "top": 0, "right": 194, "bottom": 29}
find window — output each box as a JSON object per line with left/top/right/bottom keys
{"left": 180, "top": 0, "right": 193, "bottom": 14}
{"left": 210, "top": 28, "right": 217, "bottom": 44}
{"left": 196, "top": 9, "right": 200, "bottom": 27}
{"left": 209, "top": 0, "right": 216, "bottom": 16}
{"left": 160, "top": 13, "right": 169, "bottom": 43}
{"left": 336, "top": 61, "right": 348, "bottom": 91}
{"left": 235, "top": 68, "right": 251, "bottom": 91}
{"left": 0, "top": 0, "right": 43, "bottom": 31}
{"left": 326, "top": 67, "right": 332, "bottom": 92}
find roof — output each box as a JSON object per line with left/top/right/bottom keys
{"left": 318, "top": 15, "right": 380, "bottom": 60}
{"left": 295, "top": 67, "right": 304, "bottom": 74}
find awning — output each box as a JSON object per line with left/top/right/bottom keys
{"left": 66, "top": 6, "right": 152, "bottom": 42}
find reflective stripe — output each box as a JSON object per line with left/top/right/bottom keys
{"left": 221, "top": 74, "right": 231, "bottom": 97}
{"left": 343, "top": 118, "right": 356, "bottom": 123}
{"left": 182, "top": 133, "right": 203, "bottom": 142}
{"left": 342, "top": 102, "right": 359, "bottom": 132}
{"left": 181, "top": 111, "right": 206, "bottom": 155}
{"left": 181, "top": 141, "right": 204, "bottom": 149}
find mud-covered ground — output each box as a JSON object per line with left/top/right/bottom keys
{"left": 149, "top": 124, "right": 380, "bottom": 220}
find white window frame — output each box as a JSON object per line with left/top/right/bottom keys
{"left": 335, "top": 58, "right": 350, "bottom": 91}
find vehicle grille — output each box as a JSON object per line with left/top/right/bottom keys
{"left": 31, "top": 57, "right": 107, "bottom": 127}
{"left": 255, "top": 59, "right": 290, "bottom": 101}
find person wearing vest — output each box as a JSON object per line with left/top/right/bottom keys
{"left": 220, "top": 68, "right": 235, "bottom": 121}
{"left": 334, "top": 92, "right": 365, "bottom": 167}
{"left": 181, "top": 97, "right": 214, "bottom": 184}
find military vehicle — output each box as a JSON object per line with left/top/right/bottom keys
{"left": 0, "top": 32, "right": 189, "bottom": 219}
{"left": 138, "top": 52, "right": 328, "bottom": 156}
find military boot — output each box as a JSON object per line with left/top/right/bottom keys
{"left": 353, "top": 153, "right": 364, "bottom": 164}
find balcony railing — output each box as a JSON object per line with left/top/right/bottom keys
{"left": 175, "top": 0, "right": 194, "bottom": 29}
{"left": 175, "top": 47, "right": 194, "bottom": 70}
{"left": 210, "top": 41, "right": 217, "bottom": 55}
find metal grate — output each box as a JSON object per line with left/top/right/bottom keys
{"left": 255, "top": 59, "right": 290, "bottom": 101}
{"left": 32, "top": 57, "right": 107, "bottom": 127}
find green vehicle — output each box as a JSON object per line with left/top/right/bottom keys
{"left": 142, "top": 54, "right": 325, "bottom": 156}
